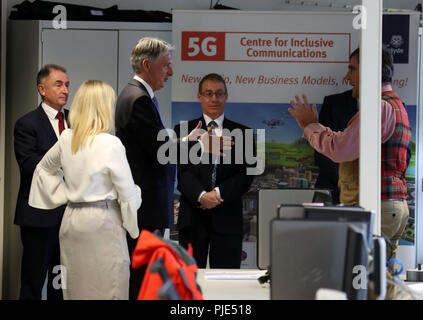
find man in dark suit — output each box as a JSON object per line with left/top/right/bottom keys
{"left": 115, "top": 38, "right": 231, "bottom": 299}
{"left": 174, "top": 73, "right": 255, "bottom": 268}
{"left": 14, "top": 64, "right": 69, "bottom": 300}
{"left": 314, "top": 89, "right": 358, "bottom": 204}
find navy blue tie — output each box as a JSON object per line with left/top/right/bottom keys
{"left": 152, "top": 95, "right": 165, "bottom": 127}
{"left": 208, "top": 121, "right": 218, "bottom": 189}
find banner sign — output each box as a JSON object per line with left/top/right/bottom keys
{"left": 172, "top": 11, "right": 419, "bottom": 266}
{"left": 181, "top": 31, "right": 351, "bottom": 63}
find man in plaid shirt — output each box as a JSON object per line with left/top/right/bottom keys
{"left": 288, "top": 48, "right": 411, "bottom": 260}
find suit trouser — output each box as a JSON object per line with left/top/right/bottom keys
{"left": 127, "top": 227, "right": 165, "bottom": 300}
{"left": 381, "top": 199, "right": 409, "bottom": 260}
{"left": 179, "top": 222, "right": 243, "bottom": 269}
{"left": 19, "top": 225, "right": 63, "bottom": 300}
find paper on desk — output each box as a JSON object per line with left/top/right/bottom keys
{"left": 408, "top": 283, "right": 423, "bottom": 296}
{"left": 204, "top": 270, "right": 267, "bottom": 280}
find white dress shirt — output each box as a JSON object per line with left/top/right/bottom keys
{"left": 29, "top": 129, "right": 141, "bottom": 238}
{"left": 133, "top": 75, "right": 155, "bottom": 100}
{"left": 203, "top": 113, "right": 224, "bottom": 137}
{"left": 41, "top": 102, "right": 68, "bottom": 138}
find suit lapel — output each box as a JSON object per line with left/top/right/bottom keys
{"left": 36, "top": 104, "right": 58, "bottom": 144}
{"left": 64, "top": 108, "right": 70, "bottom": 128}
{"left": 222, "top": 117, "right": 232, "bottom": 130}
{"left": 200, "top": 116, "right": 207, "bottom": 131}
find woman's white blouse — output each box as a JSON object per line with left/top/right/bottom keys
{"left": 29, "top": 129, "right": 141, "bottom": 238}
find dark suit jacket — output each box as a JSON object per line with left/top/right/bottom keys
{"left": 174, "top": 117, "right": 254, "bottom": 235}
{"left": 115, "top": 79, "right": 196, "bottom": 230}
{"left": 14, "top": 105, "right": 68, "bottom": 227}
{"left": 314, "top": 90, "right": 358, "bottom": 204}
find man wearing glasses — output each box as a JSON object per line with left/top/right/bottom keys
{"left": 174, "top": 73, "right": 254, "bottom": 268}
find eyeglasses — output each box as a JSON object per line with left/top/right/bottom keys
{"left": 200, "top": 90, "right": 227, "bottom": 99}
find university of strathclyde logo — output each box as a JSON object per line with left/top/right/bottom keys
{"left": 390, "top": 35, "right": 404, "bottom": 49}
{"left": 382, "top": 14, "right": 409, "bottom": 63}
{"left": 385, "top": 34, "right": 405, "bottom": 59}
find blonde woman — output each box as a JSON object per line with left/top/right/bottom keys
{"left": 29, "top": 80, "right": 141, "bottom": 300}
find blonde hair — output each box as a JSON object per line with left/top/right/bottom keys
{"left": 69, "top": 80, "right": 116, "bottom": 154}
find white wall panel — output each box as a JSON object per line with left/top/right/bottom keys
{"left": 42, "top": 29, "right": 118, "bottom": 108}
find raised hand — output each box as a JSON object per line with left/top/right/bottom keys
{"left": 186, "top": 120, "right": 203, "bottom": 141}
{"left": 199, "top": 124, "right": 233, "bottom": 157}
{"left": 288, "top": 94, "right": 318, "bottom": 130}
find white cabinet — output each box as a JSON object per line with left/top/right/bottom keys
{"left": 8, "top": 19, "right": 171, "bottom": 117}
{"left": 42, "top": 29, "right": 119, "bottom": 105}
{"left": 5, "top": 19, "right": 171, "bottom": 299}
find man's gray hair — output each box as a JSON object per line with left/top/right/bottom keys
{"left": 130, "top": 37, "right": 175, "bottom": 74}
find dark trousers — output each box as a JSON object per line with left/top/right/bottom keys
{"left": 19, "top": 225, "right": 63, "bottom": 300}
{"left": 127, "top": 227, "right": 165, "bottom": 300}
{"left": 179, "top": 223, "right": 243, "bottom": 269}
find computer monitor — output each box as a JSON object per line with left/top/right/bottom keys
{"left": 257, "top": 188, "right": 332, "bottom": 269}
{"left": 303, "top": 206, "right": 375, "bottom": 249}
{"left": 270, "top": 218, "right": 369, "bottom": 300}
{"left": 276, "top": 205, "right": 375, "bottom": 248}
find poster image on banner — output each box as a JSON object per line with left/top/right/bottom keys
{"left": 171, "top": 11, "right": 419, "bottom": 267}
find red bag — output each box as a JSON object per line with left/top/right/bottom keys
{"left": 131, "top": 230, "right": 204, "bottom": 300}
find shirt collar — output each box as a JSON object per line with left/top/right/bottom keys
{"left": 41, "top": 102, "right": 64, "bottom": 120}
{"left": 382, "top": 82, "right": 392, "bottom": 92}
{"left": 203, "top": 113, "right": 224, "bottom": 128}
{"left": 356, "top": 83, "right": 393, "bottom": 110}
{"left": 133, "top": 75, "right": 155, "bottom": 99}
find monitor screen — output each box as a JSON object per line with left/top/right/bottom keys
{"left": 276, "top": 205, "right": 375, "bottom": 249}
{"left": 270, "top": 218, "right": 369, "bottom": 300}
{"left": 303, "top": 206, "right": 375, "bottom": 249}
{"left": 257, "top": 188, "right": 332, "bottom": 269}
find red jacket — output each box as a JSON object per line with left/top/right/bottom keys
{"left": 132, "top": 230, "right": 204, "bottom": 300}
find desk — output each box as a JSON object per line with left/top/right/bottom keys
{"left": 197, "top": 270, "right": 423, "bottom": 300}
{"left": 196, "top": 269, "right": 423, "bottom": 300}
{"left": 197, "top": 269, "right": 270, "bottom": 300}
